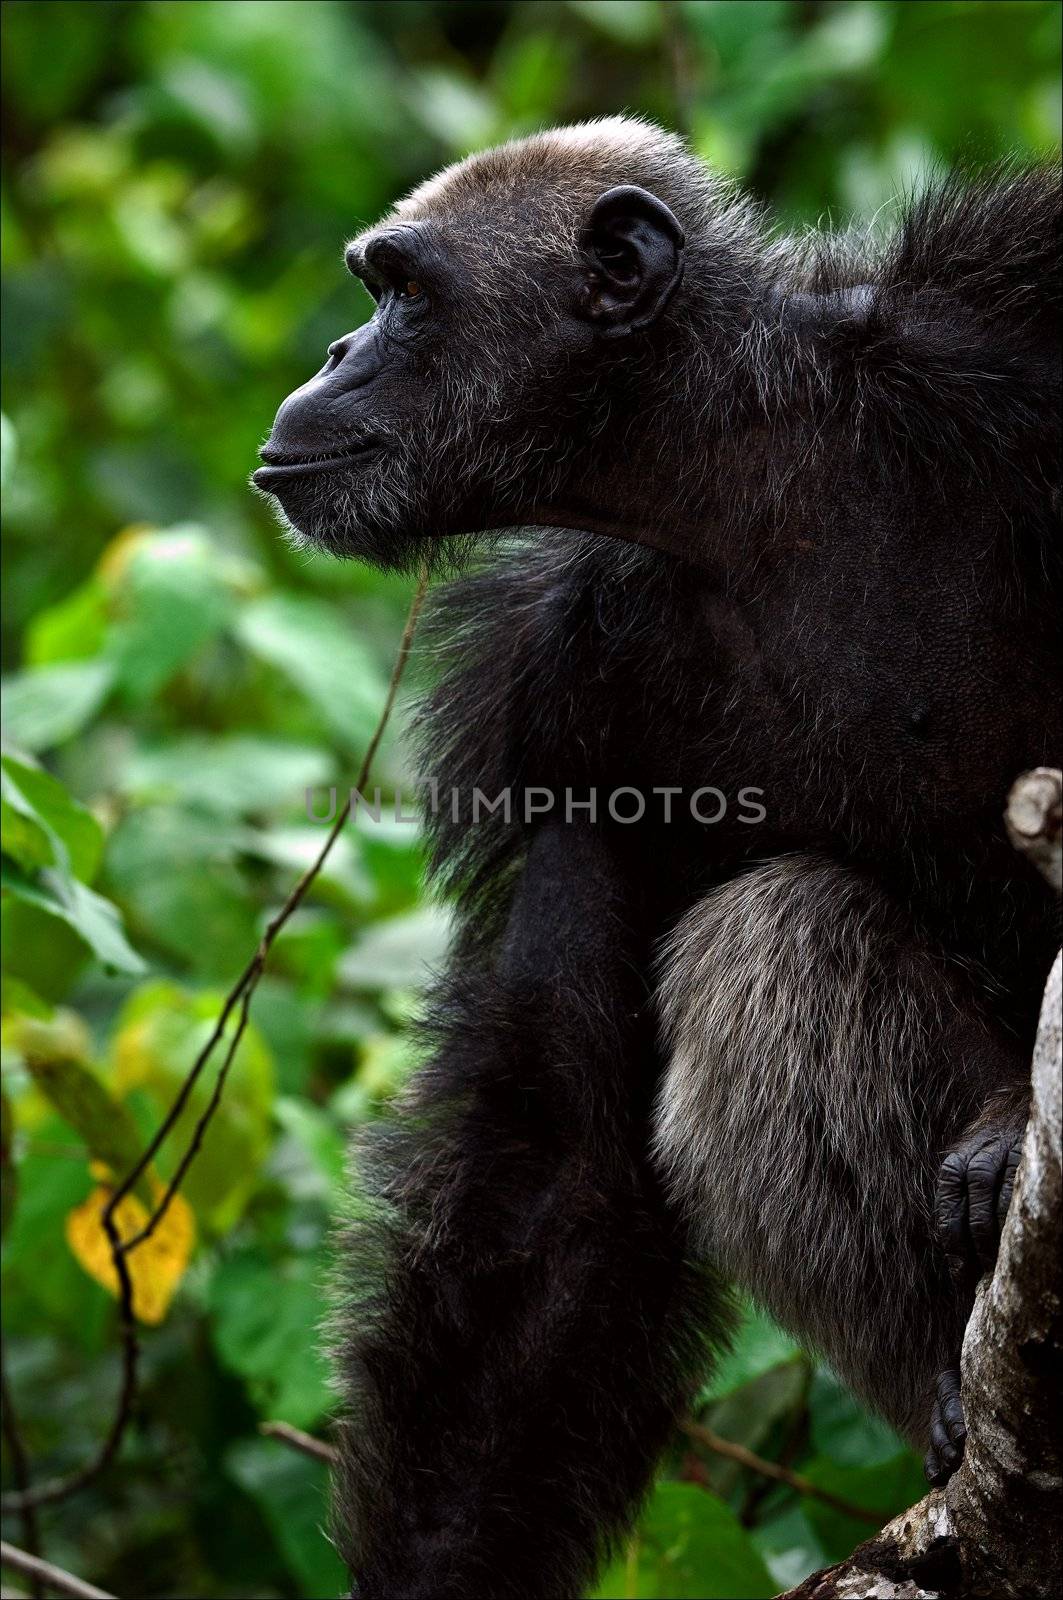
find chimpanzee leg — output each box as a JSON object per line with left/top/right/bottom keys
{"left": 652, "top": 854, "right": 1028, "bottom": 1478}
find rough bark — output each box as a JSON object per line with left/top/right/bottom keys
{"left": 779, "top": 768, "right": 1062, "bottom": 1600}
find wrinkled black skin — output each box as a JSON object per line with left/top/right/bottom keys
{"left": 255, "top": 173, "right": 1061, "bottom": 1597}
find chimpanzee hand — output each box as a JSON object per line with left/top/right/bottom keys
{"left": 925, "top": 1119, "right": 1025, "bottom": 1485}
{"left": 936, "top": 1122, "right": 1024, "bottom": 1289}
{"left": 925, "top": 1365, "right": 965, "bottom": 1486}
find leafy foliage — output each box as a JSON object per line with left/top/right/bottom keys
{"left": 593, "top": 1484, "right": 776, "bottom": 1598}
{"left": 1, "top": 3, "right": 1058, "bottom": 1596}
{"left": 67, "top": 1169, "right": 195, "bottom": 1326}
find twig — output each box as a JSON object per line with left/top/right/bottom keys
{"left": 0, "top": 1364, "right": 42, "bottom": 1600}
{"left": 259, "top": 1420, "right": 338, "bottom": 1464}
{"left": 740, "top": 1362, "right": 812, "bottom": 1527}
{"left": 0, "top": 1544, "right": 114, "bottom": 1600}
{"left": 0, "top": 570, "right": 429, "bottom": 1516}
{"left": 265, "top": 1411, "right": 883, "bottom": 1529}
{"left": 680, "top": 1420, "right": 881, "bottom": 1524}
{"left": 121, "top": 986, "right": 254, "bottom": 1254}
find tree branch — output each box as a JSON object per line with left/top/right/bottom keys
{"left": 778, "top": 767, "right": 1062, "bottom": 1600}
{"left": 680, "top": 1420, "right": 881, "bottom": 1524}
{"left": 0, "top": 1543, "right": 114, "bottom": 1600}
{"left": 259, "top": 1420, "right": 338, "bottom": 1465}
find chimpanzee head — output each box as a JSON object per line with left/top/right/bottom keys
{"left": 252, "top": 118, "right": 761, "bottom": 570}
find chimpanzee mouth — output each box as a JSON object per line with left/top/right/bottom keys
{"left": 252, "top": 441, "right": 385, "bottom": 488}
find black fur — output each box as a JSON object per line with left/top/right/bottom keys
{"left": 253, "top": 123, "right": 1062, "bottom": 1598}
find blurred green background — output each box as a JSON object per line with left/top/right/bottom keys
{"left": 1, "top": 3, "right": 1058, "bottom": 1596}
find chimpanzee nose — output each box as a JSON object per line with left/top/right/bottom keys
{"left": 326, "top": 334, "right": 354, "bottom": 366}
{"left": 256, "top": 322, "right": 388, "bottom": 467}
{"left": 314, "top": 325, "right": 384, "bottom": 390}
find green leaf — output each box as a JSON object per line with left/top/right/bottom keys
{"left": 0, "top": 899, "right": 90, "bottom": 1003}
{"left": 1, "top": 1087, "right": 14, "bottom": 1238}
{"left": 242, "top": 824, "right": 371, "bottom": 909}
{"left": 338, "top": 905, "right": 453, "bottom": 991}
{"left": 0, "top": 1114, "right": 109, "bottom": 1350}
{"left": 246, "top": 973, "right": 318, "bottom": 1096}
{"left": 9, "top": 1011, "right": 150, "bottom": 1203}
{"left": 699, "top": 1359, "right": 808, "bottom": 1499}
{"left": 353, "top": 813, "right": 425, "bottom": 915}
{"left": 808, "top": 1368, "right": 908, "bottom": 1467}
{"left": 266, "top": 908, "right": 347, "bottom": 998}
{"left": 592, "top": 1482, "right": 775, "bottom": 1598}
{"left": 102, "top": 805, "right": 259, "bottom": 972}
{"left": 226, "top": 1437, "right": 346, "bottom": 1600}
{"left": 111, "top": 980, "right": 274, "bottom": 1231}
{"left": 330, "top": 1028, "right": 418, "bottom": 1124}
{"left": 408, "top": 67, "right": 498, "bottom": 150}
{"left": 1, "top": 973, "right": 53, "bottom": 1019}
{"left": 0, "top": 660, "right": 113, "bottom": 752}
{"left": 751, "top": 1504, "right": 829, "bottom": 1593}
{"left": 0, "top": 412, "right": 16, "bottom": 492}
{"left": 1, "top": 859, "right": 145, "bottom": 975}
{"left": 104, "top": 525, "right": 239, "bottom": 700}
{"left": 209, "top": 1249, "right": 332, "bottom": 1427}
{"left": 25, "top": 578, "right": 108, "bottom": 666}
{"left": 701, "top": 1304, "right": 801, "bottom": 1402}
{"left": 569, "top": 0, "right": 661, "bottom": 45}
{"left": 121, "top": 735, "right": 333, "bottom": 815}
{"left": 1, "top": 766, "right": 54, "bottom": 871}
{"left": 0, "top": 1, "right": 113, "bottom": 121}
{"left": 274, "top": 1095, "right": 346, "bottom": 1192}
{"left": 235, "top": 592, "right": 388, "bottom": 750}
{"left": 801, "top": 1451, "right": 926, "bottom": 1562}
{"left": 1, "top": 751, "right": 104, "bottom": 881}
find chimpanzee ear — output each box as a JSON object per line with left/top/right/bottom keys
{"left": 576, "top": 185, "right": 685, "bottom": 338}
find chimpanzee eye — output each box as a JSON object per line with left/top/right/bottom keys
{"left": 398, "top": 280, "right": 423, "bottom": 299}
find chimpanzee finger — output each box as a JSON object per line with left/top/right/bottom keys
{"left": 925, "top": 1444, "right": 950, "bottom": 1488}
{"left": 965, "top": 1136, "right": 1010, "bottom": 1274}
{"left": 937, "top": 1373, "right": 966, "bottom": 1440}
{"left": 935, "top": 1147, "right": 972, "bottom": 1282}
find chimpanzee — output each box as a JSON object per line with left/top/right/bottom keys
{"left": 253, "top": 118, "right": 1061, "bottom": 1599}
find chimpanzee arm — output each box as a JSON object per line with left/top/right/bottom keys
{"left": 332, "top": 820, "right": 732, "bottom": 1600}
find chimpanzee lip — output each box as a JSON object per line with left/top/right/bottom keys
{"left": 252, "top": 441, "right": 384, "bottom": 486}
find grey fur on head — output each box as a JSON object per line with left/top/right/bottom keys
{"left": 358, "top": 115, "right": 767, "bottom": 287}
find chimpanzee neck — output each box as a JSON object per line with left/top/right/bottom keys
{"left": 513, "top": 492, "right": 712, "bottom": 569}
{"left": 498, "top": 300, "right": 798, "bottom": 571}
{"left": 510, "top": 419, "right": 757, "bottom": 574}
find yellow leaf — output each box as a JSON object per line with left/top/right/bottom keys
{"left": 65, "top": 1174, "right": 195, "bottom": 1325}
{"left": 95, "top": 524, "right": 155, "bottom": 588}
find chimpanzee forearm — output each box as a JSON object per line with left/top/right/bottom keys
{"left": 333, "top": 822, "right": 732, "bottom": 1600}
